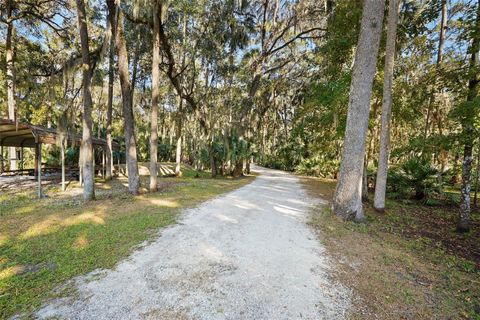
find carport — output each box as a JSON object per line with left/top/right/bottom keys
{"left": 0, "top": 119, "right": 118, "bottom": 198}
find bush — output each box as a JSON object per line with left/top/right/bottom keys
{"left": 387, "top": 158, "right": 442, "bottom": 200}
{"left": 295, "top": 157, "right": 339, "bottom": 178}
{"left": 158, "top": 142, "right": 174, "bottom": 162}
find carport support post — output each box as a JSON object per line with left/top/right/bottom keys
{"left": 36, "top": 142, "right": 42, "bottom": 198}
{"left": 102, "top": 147, "right": 105, "bottom": 178}
{"left": 0, "top": 145, "right": 3, "bottom": 173}
{"left": 61, "top": 140, "right": 65, "bottom": 192}
{"left": 34, "top": 143, "right": 38, "bottom": 177}
{"left": 20, "top": 146, "right": 24, "bottom": 170}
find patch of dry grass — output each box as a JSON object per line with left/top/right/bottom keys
{"left": 301, "top": 176, "right": 480, "bottom": 320}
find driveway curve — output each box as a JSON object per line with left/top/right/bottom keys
{"left": 37, "top": 166, "right": 350, "bottom": 320}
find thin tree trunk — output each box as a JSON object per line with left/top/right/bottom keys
{"left": 459, "top": 0, "right": 480, "bottom": 232}
{"left": 5, "top": 0, "right": 17, "bottom": 171}
{"left": 332, "top": 0, "right": 385, "bottom": 221}
{"left": 79, "top": 143, "right": 83, "bottom": 185}
{"left": 362, "top": 157, "right": 369, "bottom": 202}
{"left": 105, "top": 24, "right": 114, "bottom": 180}
{"left": 107, "top": 0, "right": 140, "bottom": 194}
{"left": 175, "top": 97, "right": 183, "bottom": 177}
{"left": 174, "top": 15, "right": 187, "bottom": 177}
{"left": 76, "top": 0, "right": 95, "bottom": 201}
{"left": 209, "top": 143, "right": 217, "bottom": 178}
{"left": 61, "top": 140, "right": 65, "bottom": 191}
{"left": 424, "top": 0, "right": 447, "bottom": 157}
{"left": 437, "top": 0, "right": 449, "bottom": 171}
{"left": 149, "top": 1, "right": 160, "bottom": 192}
{"left": 130, "top": 27, "right": 141, "bottom": 107}
{"left": 474, "top": 147, "right": 480, "bottom": 207}
{"left": 437, "top": 0, "right": 447, "bottom": 65}
{"left": 373, "top": 0, "right": 401, "bottom": 211}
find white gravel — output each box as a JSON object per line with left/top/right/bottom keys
{"left": 35, "top": 166, "right": 351, "bottom": 320}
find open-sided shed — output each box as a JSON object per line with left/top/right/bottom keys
{"left": 0, "top": 119, "right": 119, "bottom": 197}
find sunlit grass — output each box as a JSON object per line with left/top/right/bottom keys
{"left": 0, "top": 164, "right": 254, "bottom": 318}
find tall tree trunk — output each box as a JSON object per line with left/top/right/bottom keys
{"left": 373, "top": 0, "right": 401, "bottom": 212}
{"left": 175, "top": 97, "right": 183, "bottom": 177}
{"left": 175, "top": 15, "right": 187, "bottom": 177}
{"left": 474, "top": 147, "right": 480, "bottom": 207}
{"left": 332, "top": 0, "right": 385, "bottom": 221}
{"left": 130, "top": 27, "right": 141, "bottom": 107}
{"left": 150, "top": 1, "right": 160, "bottom": 192}
{"left": 437, "top": 0, "right": 447, "bottom": 65}
{"left": 423, "top": 0, "right": 447, "bottom": 156}
{"left": 458, "top": 0, "right": 480, "bottom": 232}
{"left": 362, "top": 157, "right": 369, "bottom": 202}
{"left": 436, "top": 0, "right": 449, "bottom": 171}
{"left": 75, "top": 0, "right": 95, "bottom": 201}
{"left": 107, "top": 0, "right": 140, "bottom": 194}
{"left": 105, "top": 22, "right": 114, "bottom": 181}
{"left": 209, "top": 143, "right": 217, "bottom": 178}
{"left": 5, "top": 0, "right": 17, "bottom": 171}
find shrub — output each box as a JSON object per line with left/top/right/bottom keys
{"left": 296, "top": 157, "right": 339, "bottom": 178}
{"left": 387, "top": 158, "right": 442, "bottom": 200}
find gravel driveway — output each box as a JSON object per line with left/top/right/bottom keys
{"left": 36, "top": 166, "right": 350, "bottom": 319}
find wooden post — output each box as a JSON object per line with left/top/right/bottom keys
{"left": 0, "top": 145, "right": 3, "bottom": 173}
{"left": 61, "top": 140, "right": 66, "bottom": 192}
{"left": 20, "top": 146, "right": 24, "bottom": 170}
{"left": 34, "top": 142, "right": 39, "bottom": 177}
{"left": 37, "top": 143, "right": 42, "bottom": 198}
{"left": 102, "top": 147, "right": 105, "bottom": 178}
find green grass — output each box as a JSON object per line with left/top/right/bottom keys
{"left": 0, "top": 164, "right": 254, "bottom": 318}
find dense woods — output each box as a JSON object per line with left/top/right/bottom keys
{"left": 1, "top": 0, "right": 479, "bottom": 233}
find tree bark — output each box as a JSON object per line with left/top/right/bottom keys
{"left": 130, "top": 27, "right": 141, "bottom": 107}
{"left": 175, "top": 97, "right": 183, "bottom": 177}
{"left": 436, "top": 0, "right": 449, "bottom": 171}
{"left": 233, "top": 161, "right": 243, "bottom": 177}
{"left": 107, "top": 0, "right": 140, "bottom": 194}
{"left": 332, "top": 0, "right": 385, "bottom": 221}
{"left": 105, "top": 21, "right": 115, "bottom": 181}
{"left": 149, "top": 1, "right": 160, "bottom": 192}
{"left": 76, "top": 0, "right": 95, "bottom": 201}
{"left": 362, "top": 158, "right": 369, "bottom": 202}
{"left": 5, "top": 0, "right": 17, "bottom": 171}
{"left": 458, "top": 0, "right": 480, "bottom": 232}
{"left": 423, "top": 0, "right": 448, "bottom": 159}
{"left": 174, "top": 15, "right": 187, "bottom": 177}
{"left": 474, "top": 147, "right": 480, "bottom": 207}
{"left": 373, "top": 0, "right": 401, "bottom": 211}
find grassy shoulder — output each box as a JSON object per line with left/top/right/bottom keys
{"left": 0, "top": 164, "right": 254, "bottom": 318}
{"left": 301, "top": 176, "right": 480, "bottom": 320}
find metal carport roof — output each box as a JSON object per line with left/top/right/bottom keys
{"left": 0, "top": 119, "right": 119, "bottom": 148}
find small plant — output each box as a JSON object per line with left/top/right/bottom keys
{"left": 296, "top": 157, "right": 340, "bottom": 178}
{"left": 387, "top": 158, "right": 442, "bottom": 201}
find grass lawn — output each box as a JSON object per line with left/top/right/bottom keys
{"left": 301, "top": 176, "right": 480, "bottom": 320}
{"left": 0, "top": 164, "right": 254, "bottom": 319}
